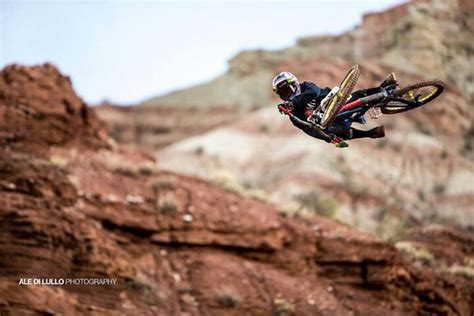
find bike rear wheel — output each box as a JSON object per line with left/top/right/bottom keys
{"left": 380, "top": 79, "right": 444, "bottom": 114}
{"left": 320, "top": 64, "right": 360, "bottom": 128}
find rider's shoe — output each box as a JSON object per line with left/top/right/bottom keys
{"left": 368, "top": 125, "right": 385, "bottom": 138}
{"left": 380, "top": 73, "right": 397, "bottom": 89}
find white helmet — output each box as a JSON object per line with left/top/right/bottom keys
{"left": 272, "top": 72, "right": 300, "bottom": 101}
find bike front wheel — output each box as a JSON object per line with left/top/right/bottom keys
{"left": 320, "top": 64, "right": 361, "bottom": 128}
{"left": 380, "top": 79, "right": 444, "bottom": 115}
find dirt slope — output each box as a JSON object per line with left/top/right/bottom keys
{"left": 96, "top": 0, "right": 473, "bottom": 158}
{"left": 0, "top": 65, "right": 472, "bottom": 315}
{"left": 156, "top": 58, "right": 474, "bottom": 237}
{"left": 94, "top": 0, "right": 474, "bottom": 238}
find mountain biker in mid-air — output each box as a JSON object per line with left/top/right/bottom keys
{"left": 273, "top": 71, "right": 397, "bottom": 147}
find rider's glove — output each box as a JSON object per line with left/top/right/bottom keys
{"left": 335, "top": 141, "right": 349, "bottom": 148}
{"left": 331, "top": 136, "right": 349, "bottom": 148}
{"left": 307, "top": 109, "right": 322, "bottom": 124}
{"left": 278, "top": 101, "right": 293, "bottom": 115}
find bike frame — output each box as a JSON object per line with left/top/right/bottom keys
{"left": 335, "top": 90, "right": 417, "bottom": 124}
{"left": 335, "top": 99, "right": 367, "bottom": 122}
{"left": 283, "top": 88, "right": 416, "bottom": 129}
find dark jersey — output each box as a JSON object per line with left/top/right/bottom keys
{"left": 288, "top": 82, "right": 333, "bottom": 142}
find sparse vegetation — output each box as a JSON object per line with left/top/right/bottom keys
{"left": 114, "top": 166, "right": 137, "bottom": 177}
{"left": 180, "top": 293, "right": 199, "bottom": 307}
{"left": 417, "top": 189, "right": 427, "bottom": 201}
{"left": 106, "top": 137, "right": 118, "bottom": 150}
{"left": 345, "top": 177, "right": 368, "bottom": 195}
{"left": 433, "top": 183, "right": 446, "bottom": 195}
{"left": 246, "top": 188, "right": 269, "bottom": 202}
{"left": 395, "top": 241, "right": 434, "bottom": 265}
{"left": 277, "top": 201, "right": 307, "bottom": 217}
{"left": 377, "top": 139, "right": 388, "bottom": 148}
{"left": 151, "top": 178, "right": 176, "bottom": 193}
{"left": 157, "top": 291, "right": 169, "bottom": 306}
{"left": 104, "top": 155, "right": 139, "bottom": 177}
{"left": 414, "top": 121, "right": 433, "bottom": 135}
{"left": 157, "top": 196, "right": 178, "bottom": 214}
{"left": 295, "top": 191, "right": 339, "bottom": 218}
{"left": 274, "top": 297, "right": 295, "bottom": 316}
{"left": 49, "top": 155, "right": 69, "bottom": 168}
{"left": 138, "top": 161, "right": 159, "bottom": 175}
{"left": 194, "top": 145, "right": 205, "bottom": 155}
{"left": 124, "top": 273, "right": 155, "bottom": 295}
{"left": 443, "top": 264, "right": 474, "bottom": 279}
{"left": 212, "top": 170, "right": 244, "bottom": 195}
{"left": 215, "top": 288, "right": 241, "bottom": 308}
{"left": 258, "top": 123, "right": 270, "bottom": 133}
{"left": 375, "top": 214, "right": 408, "bottom": 241}
{"left": 104, "top": 154, "right": 157, "bottom": 177}
{"left": 126, "top": 194, "right": 144, "bottom": 204}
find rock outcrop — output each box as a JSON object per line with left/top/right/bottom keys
{"left": 0, "top": 65, "right": 472, "bottom": 315}
{"left": 95, "top": 0, "right": 474, "bottom": 237}
{"left": 0, "top": 64, "right": 108, "bottom": 153}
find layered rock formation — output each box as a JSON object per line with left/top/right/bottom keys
{"left": 0, "top": 65, "right": 472, "bottom": 315}
{"left": 95, "top": 0, "right": 474, "bottom": 237}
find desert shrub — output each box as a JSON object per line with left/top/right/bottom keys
{"left": 126, "top": 194, "right": 144, "bottom": 204}
{"left": 414, "top": 121, "right": 433, "bottom": 135}
{"left": 215, "top": 288, "right": 241, "bottom": 308}
{"left": 377, "top": 139, "right": 387, "bottom": 148}
{"left": 277, "top": 201, "right": 306, "bottom": 217}
{"left": 106, "top": 137, "right": 118, "bottom": 150}
{"left": 274, "top": 297, "right": 295, "bottom": 316}
{"left": 49, "top": 155, "right": 69, "bottom": 168}
{"left": 259, "top": 123, "right": 270, "bottom": 133}
{"left": 213, "top": 170, "right": 244, "bottom": 195}
{"left": 105, "top": 155, "right": 138, "bottom": 177}
{"left": 114, "top": 166, "right": 137, "bottom": 177}
{"left": 157, "top": 196, "right": 178, "bottom": 214}
{"left": 395, "top": 242, "right": 434, "bottom": 265}
{"left": 433, "top": 183, "right": 446, "bottom": 195}
{"left": 295, "top": 192, "right": 339, "bottom": 218}
{"left": 246, "top": 189, "right": 269, "bottom": 202}
{"left": 417, "top": 190, "right": 427, "bottom": 201}
{"left": 180, "top": 293, "right": 199, "bottom": 307}
{"left": 124, "top": 273, "right": 155, "bottom": 295}
{"left": 157, "top": 291, "right": 168, "bottom": 306}
{"left": 138, "top": 161, "right": 159, "bottom": 175}
{"left": 151, "top": 178, "right": 175, "bottom": 193}
{"left": 444, "top": 264, "right": 474, "bottom": 279}
{"left": 194, "top": 145, "right": 205, "bottom": 155}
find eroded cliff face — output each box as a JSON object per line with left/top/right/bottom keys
{"left": 0, "top": 64, "right": 109, "bottom": 153}
{"left": 156, "top": 58, "right": 474, "bottom": 237}
{"left": 96, "top": 0, "right": 474, "bottom": 151}
{"left": 0, "top": 64, "right": 472, "bottom": 315}
{"left": 94, "top": 0, "right": 474, "bottom": 238}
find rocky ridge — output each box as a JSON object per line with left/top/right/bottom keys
{"left": 0, "top": 64, "right": 472, "bottom": 315}
{"left": 95, "top": 0, "right": 474, "bottom": 237}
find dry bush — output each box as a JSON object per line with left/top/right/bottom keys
{"left": 138, "top": 161, "right": 159, "bottom": 175}
{"left": 395, "top": 242, "right": 434, "bottom": 265}
{"left": 443, "top": 264, "right": 474, "bottom": 279}
{"left": 157, "top": 196, "right": 178, "bottom": 214}
{"left": 274, "top": 297, "right": 295, "bottom": 316}
{"left": 151, "top": 178, "right": 176, "bottom": 193}
{"left": 295, "top": 192, "right": 339, "bottom": 218}
{"left": 49, "top": 155, "right": 69, "bottom": 168}
{"left": 215, "top": 288, "right": 241, "bottom": 308}
{"left": 212, "top": 170, "right": 244, "bottom": 195}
